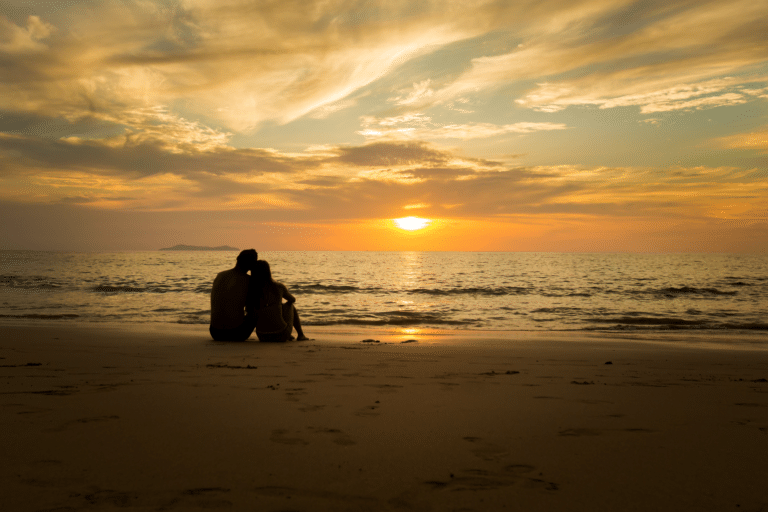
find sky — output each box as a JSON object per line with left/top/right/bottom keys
{"left": 1, "top": 0, "right": 767, "bottom": 252}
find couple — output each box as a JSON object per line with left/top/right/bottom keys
{"left": 209, "top": 249, "right": 308, "bottom": 342}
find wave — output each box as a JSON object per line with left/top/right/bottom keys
{"left": 588, "top": 316, "right": 707, "bottom": 326}
{"left": 293, "top": 284, "right": 371, "bottom": 294}
{"left": 407, "top": 286, "right": 532, "bottom": 296}
{"left": 656, "top": 286, "right": 737, "bottom": 296}
{"left": 175, "top": 310, "right": 211, "bottom": 324}
{"left": 92, "top": 285, "right": 146, "bottom": 293}
{"left": 281, "top": 284, "right": 534, "bottom": 297}
{"left": 541, "top": 292, "right": 592, "bottom": 298}
{"left": 719, "top": 322, "right": 768, "bottom": 330}
{"left": 4, "top": 277, "right": 746, "bottom": 302}
{"left": 617, "top": 286, "right": 739, "bottom": 298}
{"left": 532, "top": 307, "right": 583, "bottom": 313}
{"left": 306, "top": 310, "right": 475, "bottom": 327}
{"left": 177, "top": 318, "right": 209, "bottom": 324}
{"left": 0, "top": 313, "right": 80, "bottom": 319}
{"left": 585, "top": 316, "right": 768, "bottom": 330}
{"left": 92, "top": 284, "right": 198, "bottom": 293}
{"left": 0, "top": 274, "right": 61, "bottom": 290}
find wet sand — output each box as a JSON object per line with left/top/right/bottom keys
{"left": 1, "top": 322, "right": 767, "bottom": 511}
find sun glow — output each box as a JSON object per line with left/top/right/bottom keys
{"left": 393, "top": 216, "right": 431, "bottom": 231}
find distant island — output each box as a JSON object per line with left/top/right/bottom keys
{"left": 159, "top": 244, "right": 239, "bottom": 251}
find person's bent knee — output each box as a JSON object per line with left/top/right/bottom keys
{"left": 281, "top": 303, "right": 295, "bottom": 326}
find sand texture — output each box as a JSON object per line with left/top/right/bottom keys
{"left": 1, "top": 322, "right": 768, "bottom": 511}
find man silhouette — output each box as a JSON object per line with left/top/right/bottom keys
{"left": 209, "top": 249, "right": 258, "bottom": 341}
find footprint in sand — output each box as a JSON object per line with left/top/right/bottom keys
{"left": 270, "top": 428, "right": 309, "bottom": 446}
{"left": 354, "top": 404, "right": 381, "bottom": 417}
{"left": 252, "top": 485, "right": 377, "bottom": 508}
{"left": 365, "top": 383, "right": 403, "bottom": 393}
{"left": 422, "top": 466, "right": 558, "bottom": 492}
{"left": 24, "top": 389, "right": 78, "bottom": 396}
{"left": 461, "top": 436, "right": 510, "bottom": 462}
{"left": 309, "top": 427, "right": 357, "bottom": 446}
{"left": 559, "top": 427, "right": 654, "bottom": 437}
{"left": 83, "top": 489, "right": 138, "bottom": 508}
{"left": 183, "top": 487, "right": 230, "bottom": 496}
{"left": 733, "top": 419, "right": 768, "bottom": 435}
{"left": 298, "top": 404, "right": 326, "bottom": 413}
{"left": 558, "top": 428, "right": 601, "bottom": 437}
{"left": 44, "top": 415, "right": 120, "bottom": 432}
{"left": 181, "top": 487, "right": 233, "bottom": 508}
{"left": 284, "top": 387, "right": 308, "bottom": 402}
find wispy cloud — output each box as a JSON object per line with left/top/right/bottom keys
{"left": 390, "top": 80, "right": 435, "bottom": 105}
{"left": 423, "top": 0, "right": 768, "bottom": 115}
{"left": 0, "top": 2, "right": 487, "bottom": 131}
{"left": 358, "top": 115, "right": 568, "bottom": 140}
{"left": 712, "top": 128, "right": 768, "bottom": 152}
{"left": 517, "top": 78, "right": 758, "bottom": 114}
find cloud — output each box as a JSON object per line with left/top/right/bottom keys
{"left": 390, "top": 79, "right": 435, "bottom": 105}
{"left": 424, "top": 0, "right": 768, "bottom": 114}
{"left": 516, "top": 78, "right": 756, "bottom": 113}
{"left": 11, "top": 0, "right": 726, "bottom": 135}
{"left": 0, "top": 130, "right": 324, "bottom": 181}
{"left": 0, "top": 1, "right": 492, "bottom": 132}
{"left": 4, "top": 119, "right": 765, "bottom": 219}
{"left": 358, "top": 115, "right": 568, "bottom": 140}
{"left": 0, "top": 15, "right": 55, "bottom": 53}
{"left": 337, "top": 141, "right": 451, "bottom": 166}
{"left": 4, "top": 0, "right": 766, "bottom": 144}
{"left": 742, "top": 87, "right": 768, "bottom": 99}
{"left": 307, "top": 99, "right": 359, "bottom": 119}
{"left": 712, "top": 128, "right": 768, "bottom": 152}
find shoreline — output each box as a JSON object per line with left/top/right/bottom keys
{"left": 2, "top": 322, "right": 768, "bottom": 511}
{"left": 2, "top": 318, "right": 767, "bottom": 350}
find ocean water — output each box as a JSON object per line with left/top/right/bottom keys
{"left": 1, "top": 250, "right": 767, "bottom": 333}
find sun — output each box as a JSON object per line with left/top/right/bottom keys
{"left": 394, "top": 216, "right": 431, "bottom": 231}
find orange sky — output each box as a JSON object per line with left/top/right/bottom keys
{"left": 1, "top": 0, "right": 767, "bottom": 252}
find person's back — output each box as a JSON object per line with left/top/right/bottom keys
{"left": 209, "top": 249, "right": 258, "bottom": 342}
{"left": 210, "top": 268, "right": 250, "bottom": 330}
{"left": 255, "top": 281, "right": 289, "bottom": 334}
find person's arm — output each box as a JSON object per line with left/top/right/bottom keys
{"left": 279, "top": 282, "right": 296, "bottom": 304}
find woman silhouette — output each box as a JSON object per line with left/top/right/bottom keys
{"left": 251, "top": 260, "right": 308, "bottom": 342}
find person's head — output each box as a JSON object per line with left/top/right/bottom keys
{"left": 235, "top": 249, "right": 258, "bottom": 272}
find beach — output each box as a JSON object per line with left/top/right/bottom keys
{"left": 2, "top": 322, "right": 767, "bottom": 511}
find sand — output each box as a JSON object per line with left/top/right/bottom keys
{"left": 1, "top": 321, "right": 767, "bottom": 511}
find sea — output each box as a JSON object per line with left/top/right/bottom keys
{"left": 1, "top": 250, "right": 767, "bottom": 333}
